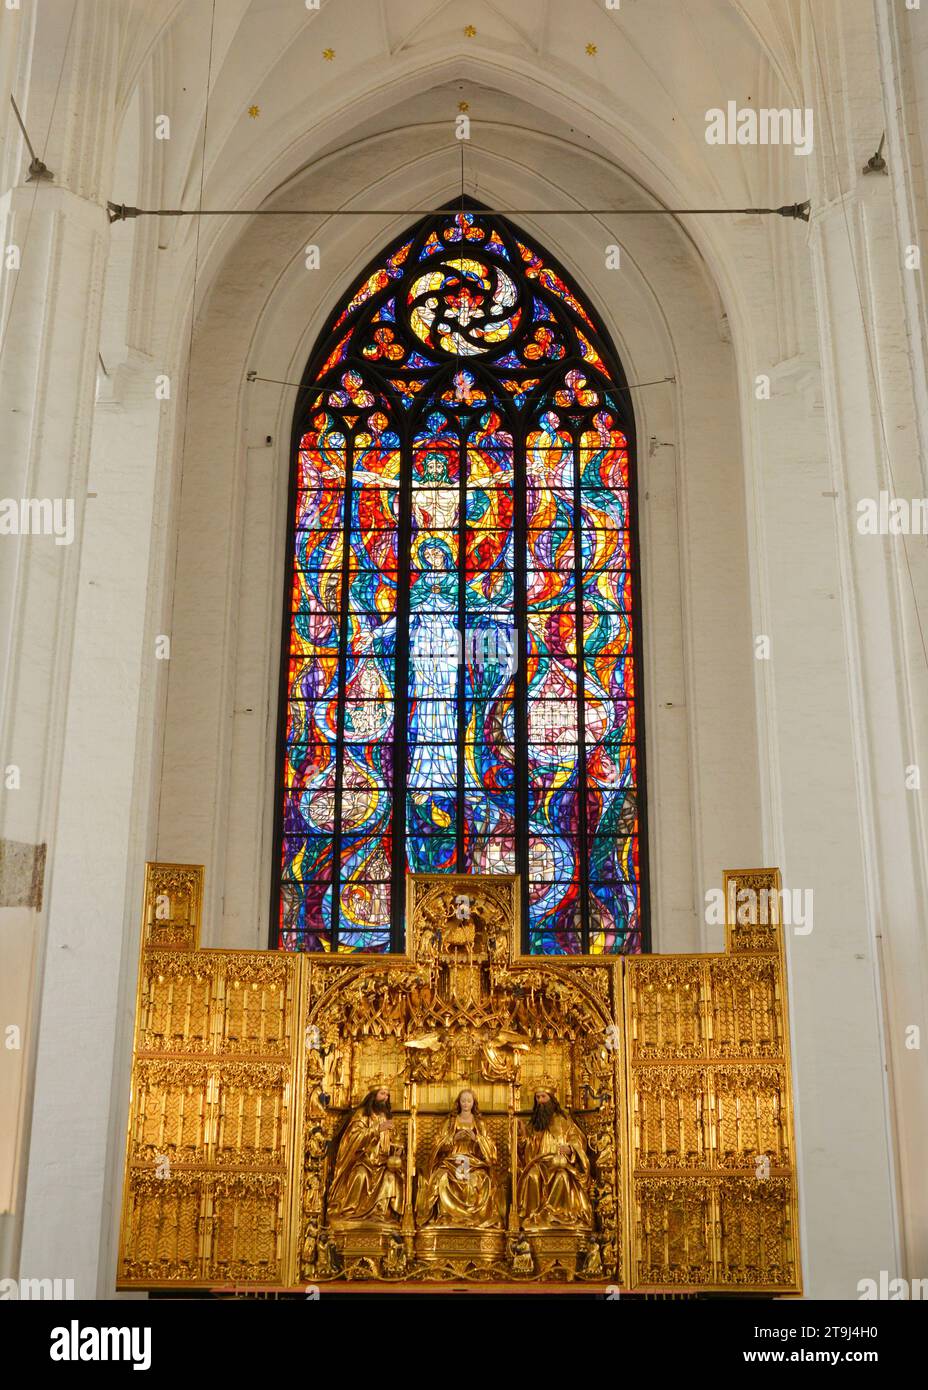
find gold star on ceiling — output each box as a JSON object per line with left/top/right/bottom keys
{"left": 464, "top": 25, "right": 477, "bottom": 38}
{"left": 458, "top": 101, "right": 470, "bottom": 113}
{"left": 248, "top": 105, "right": 260, "bottom": 119}
{"left": 322, "top": 48, "right": 335, "bottom": 61}
{"left": 586, "top": 43, "right": 598, "bottom": 56}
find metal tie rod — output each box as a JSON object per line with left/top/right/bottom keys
{"left": 107, "top": 200, "right": 811, "bottom": 224}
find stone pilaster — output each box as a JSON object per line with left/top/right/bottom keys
{"left": 0, "top": 0, "right": 125, "bottom": 1293}
{"left": 799, "top": 0, "right": 928, "bottom": 1284}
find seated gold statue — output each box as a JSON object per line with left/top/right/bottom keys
{"left": 327, "top": 1086, "right": 404, "bottom": 1226}
{"left": 416, "top": 1088, "right": 502, "bottom": 1229}
{"left": 518, "top": 1086, "right": 593, "bottom": 1230}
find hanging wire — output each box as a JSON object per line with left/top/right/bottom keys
{"left": 245, "top": 368, "right": 675, "bottom": 403}
{"left": 155, "top": 0, "right": 218, "bottom": 859}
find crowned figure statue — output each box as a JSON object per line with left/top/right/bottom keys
{"left": 326, "top": 1084, "right": 405, "bottom": 1226}
{"left": 517, "top": 1081, "right": 593, "bottom": 1231}
{"left": 416, "top": 1088, "right": 503, "bottom": 1229}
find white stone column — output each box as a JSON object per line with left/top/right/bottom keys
{"left": 809, "top": 173, "right": 928, "bottom": 1289}
{"left": 21, "top": 354, "right": 171, "bottom": 1299}
{"left": 0, "top": 0, "right": 129, "bottom": 1293}
{"left": 794, "top": 0, "right": 928, "bottom": 1289}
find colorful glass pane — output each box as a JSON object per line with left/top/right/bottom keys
{"left": 278, "top": 208, "right": 644, "bottom": 954}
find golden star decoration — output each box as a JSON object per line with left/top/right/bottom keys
{"left": 248, "top": 105, "right": 260, "bottom": 119}
{"left": 322, "top": 48, "right": 335, "bottom": 61}
{"left": 586, "top": 43, "right": 597, "bottom": 56}
{"left": 458, "top": 101, "right": 470, "bottom": 113}
{"left": 464, "top": 25, "right": 477, "bottom": 38}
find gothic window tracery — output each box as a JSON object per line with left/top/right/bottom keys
{"left": 275, "top": 208, "right": 646, "bottom": 955}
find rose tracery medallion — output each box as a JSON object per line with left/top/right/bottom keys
{"left": 407, "top": 256, "right": 521, "bottom": 355}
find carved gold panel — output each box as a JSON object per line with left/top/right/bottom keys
{"left": 713, "top": 1065, "right": 791, "bottom": 1172}
{"left": 632, "top": 1066, "right": 708, "bottom": 1170}
{"left": 142, "top": 861, "right": 202, "bottom": 952}
{"left": 626, "top": 959, "right": 704, "bottom": 1060}
{"left": 129, "top": 1061, "right": 210, "bottom": 1166}
{"left": 214, "top": 1063, "right": 290, "bottom": 1168}
{"left": 709, "top": 956, "right": 782, "bottom": 1058}
{"left": 120, "top": 1170, "right": 289, "bottom": 1286}
{"left": 634, "top": 1178, "right": 713, "bottom": 1286}
{"left": 139, "top": 956, "right": 213, "bottom": 1054}
{"left": 624, "top": 868, "right": 800, "bottom": 1292}
{"left": 717, "top": 1177, "right": 797, "bottom": 1287}
{"left": 210, "top": 1174, "right": 288, "bottom": 1282}
{"left": 724, "top": 867, "right": 782, "bottom": 954}
{"left": 121, "top": 1171, "right": 202, "bottom": 1283}
{"left": 217, "top": 956, "right": 295, "bottom": 1057}
{"left": 632, "top": 1176, "right": 798, "bottom": 1290}
{"left": 118, "top": 866, "right": 303, "bottom": 1289}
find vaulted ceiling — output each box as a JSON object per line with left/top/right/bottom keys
{"left": 112, "top": 0, "right": 810, "bottom": 228}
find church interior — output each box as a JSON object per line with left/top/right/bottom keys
{"left": 1, "top": 0, "right": 927, "bottom": 1311}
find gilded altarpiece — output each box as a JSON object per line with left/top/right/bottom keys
{"left": 118, "top": 866, "right": 800, "bottom": 1293}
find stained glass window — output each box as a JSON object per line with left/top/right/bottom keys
{"left": 276, "top": 208, "right": 646, "bottom": 955}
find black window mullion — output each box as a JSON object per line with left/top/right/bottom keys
{"left": 513, "top": 419, "right": 530, "bottom": 951}
{"left": 455, "top": 422, "right": 467, "bottom": 870}
{"left": 331, "top": 429, "right": 356, "bottom": 948}
{"left": 391, "top": 419, "right": 412, "bottom": 950}
{"left": 571, "top": 428, "right": 592, "bottom": 954}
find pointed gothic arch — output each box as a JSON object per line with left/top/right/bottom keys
{"left": 273, "top": 206, "right": 648, "bottom": 955}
